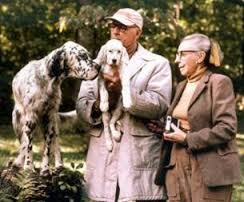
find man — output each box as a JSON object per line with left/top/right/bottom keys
{"left": 76, "top": 8, "right": 172, "bottom": 202}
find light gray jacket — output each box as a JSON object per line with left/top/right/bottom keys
{"left": 76, "top": 44, "right": 172, "bottom": 201}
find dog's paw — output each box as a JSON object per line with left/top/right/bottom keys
{"left": 105, "top": 140, "right": 113, "bottom": 152}
{"left": 53, "top": 165, "right": 64, "bottom": 175}
{"left": 40, "top": 168, "right": 51, "bottom": 177}
{"left": 123, "top": 97, "right": 132, "bottom": 109}
{"left": 112, "top": 130, "right": 121, "bottom": 142}
{"left": 11, "top": 163, "right": 23, "bottom": 172}
{"left": 12, "top": 159, "right": 23, "bottom": 169}
{"left": 23, "top": 163, "right": 35, "bottom": 172}
{"left": 100, "top": 102, "right": 109, "bottom": 112}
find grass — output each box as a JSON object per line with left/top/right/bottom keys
{"left": 0, "top": 124, "right": 244, "bottom": 201}
{"left": 0, "top": 125, "right": 89, "bottom": 173}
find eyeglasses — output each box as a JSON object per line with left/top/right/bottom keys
{"left": 108, "top": 22, "right": 137, "bottom": 33}
{"left": 176, "top": 51, "right": 198, "bottom": 60}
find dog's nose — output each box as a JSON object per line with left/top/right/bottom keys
{"left": 112, "top": 59, "right": 117, "bottom": 64}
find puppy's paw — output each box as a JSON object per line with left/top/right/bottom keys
{"left": 112, "top": 130, "right": 121, "bottom": 142}
{"left": 123, "top": 97, "right": 132, "bottom": 109}
{"left": 105, "top": 140, "right": 113, "bottom": 152}
{"left": 100, "top": 102, "right": 109, "bottom": 112}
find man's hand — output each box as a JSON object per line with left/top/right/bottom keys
{"left": 146, "top": 120, "right": 165, "bottom": 134}
{"left": 101, "top": 70, "right": 122, "bottom": 109}
{"left": 101, "top": 70, "right": 122, "bottom": 93}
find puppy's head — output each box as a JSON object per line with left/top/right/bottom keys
{"left": 95, "top": 39, "right": 128, "bottom": 67}
{"left": 48, "top": 41, "right": 99, "bottom": 80}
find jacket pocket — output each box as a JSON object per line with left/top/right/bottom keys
{"left": 217, "top": 146, "right": 238, "bottom": 156}
{"left": 88, "top": 128, "right": 102, "bottom": 137}
{"left": 130, "top": 119, "right": 154, "bottom": 137}
{"left": 165, "top": 169, "right": 180, "bottom": 200}
{"left": 203, "top": 185, "right": 232, "bottom": 200}
{"left": 86, "top": 131, "right": 108, "bottom": 169}
{"left": 131, "top": 134, "right": 161, "bottom": 169}
{"left": 217, "top": 141, "right": 239, "bottom": 156}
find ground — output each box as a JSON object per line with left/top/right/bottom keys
{"left": 0, "top": 118, "right": 244, "bottom": 201}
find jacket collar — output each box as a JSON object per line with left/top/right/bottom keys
{"left": 168, "top": 70, "right": 212, "bottom": 115}
{"left": 126, "top": 43, "right": 155, "bottom": 79}
{"left": 188, "top": 70, "right": 212, "bottom": 109}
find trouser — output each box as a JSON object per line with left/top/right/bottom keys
{"left": 165, "top": 144, "right": 232, "bottom": 202}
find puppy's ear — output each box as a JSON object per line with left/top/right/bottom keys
{"left": 48, "top": 49, "right": 66, "bottom": 78}
{"left": 94, "top": 45, "right": 106, "bottom": 65}
{"left": 121, "top": 46, "right": 129, "bottom": 66}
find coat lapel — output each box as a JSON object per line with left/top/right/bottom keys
{"left": 126, "top": 44, "right": 154, "bottom": 80}
{"left": 127, "top": 56, "right": 145, "bottom": 80}
{"left": 168, "top": 80, "right": 187, "bottom": 115}
{"left": 188, "top": 71, "right": 212, "bottom": 110}
{"left": 168, "top": 71, "right": 212, "bottom": 115}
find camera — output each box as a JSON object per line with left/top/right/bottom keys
{"left": 165, "top": 116, "right": 179, "bottom": 133}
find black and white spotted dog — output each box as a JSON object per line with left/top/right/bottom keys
{"left": 12, "top": 41, "right": 99, "bottom": 175}
{"left": 95, "top": 39, "right": 131, "bottom": 151}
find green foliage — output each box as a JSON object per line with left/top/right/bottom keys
{"left": 17, "top": 171, "right": 49, "bottom": 202}
{"left": 0, "top": 0, "right": 243, "bottom": 124}
{"left": 51, "top": 163, "right": 84, "bottom": 201}
{"left": 0, "top": 164, "right": 85, "bottom": 202}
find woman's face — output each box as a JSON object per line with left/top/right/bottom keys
{"left": 175, "top": 40, "right": 206, "bottom": 78}
{"left": 175, "top": 50, "right": 199, "bottom": 77}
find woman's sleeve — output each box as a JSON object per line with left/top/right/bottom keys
{"left": 186, "top": 76, "right": 237, "bottom": 151}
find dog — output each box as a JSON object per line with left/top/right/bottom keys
{"left": 95, "top": 39, "right": 132, "bottom": 151}
{"left": 12, "top": 41, "right": 100, "bottom": 175}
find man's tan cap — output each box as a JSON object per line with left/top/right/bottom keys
{"left": 106, "top": 8, "right": 143, "bottom": 30}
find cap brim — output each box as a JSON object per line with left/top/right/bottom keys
{"left": 105, "top": 16, "right": 135, "bottom": 27}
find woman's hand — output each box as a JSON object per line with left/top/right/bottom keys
{"left": 164, "top": 123, "right": 187, "bottom": 144}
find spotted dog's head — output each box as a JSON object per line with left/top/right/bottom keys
{"left": 95, "top": 39, "right": 129, "bottom": 67}
{"left": 48, "top": 41, "right": 99, "bottom": 80}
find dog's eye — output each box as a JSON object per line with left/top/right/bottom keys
{"left": 108, "top": 50, "right": 112, "bottom": 53}
{"left": 117, "top": 50, "right": 121, "bottom": 54}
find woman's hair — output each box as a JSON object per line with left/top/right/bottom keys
{"left": 181, "top": 33, "right": 223, "bottom": 67}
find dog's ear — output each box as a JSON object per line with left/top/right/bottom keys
{"left": 94, "top": 45, "right": 106, "bottom": 65}
{"left": 121, "top": 46, "right": 129, "bottom": 66}
{"left": 48, "top": 49, "right": 66, "bottom": 77}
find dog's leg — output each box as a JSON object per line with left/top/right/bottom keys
{"left": 52, "top": 115, "right": 63, "bottom": 172}
{"left": 12, "top": 107, "right": 25, "bottom": 168}
{"left": 99, "top": 78, "right": 113, "bottom": 151}
{"left": 40, "top": 114, "right": 54, "bottom": 176}
{"left": 102, "top": 112, "right": 113, "bottom": 152}
{"left": 17, "top": 116, "right": 35, "bottom": 171}
{"left": 121, "top": 74, "right": 132, "bottom": 109}
{"left": 99, "top": 79, "right": 109, "bottom": 112}
{"left": 110, "top": 99, "right": 123, "bottom": 142}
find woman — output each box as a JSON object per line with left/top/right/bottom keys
{"left": 149, "top": 33, "right": 241, "bottom": 202}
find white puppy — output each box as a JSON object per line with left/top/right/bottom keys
{"left": 95, "top": 39, "right": 131, "bottom": 151}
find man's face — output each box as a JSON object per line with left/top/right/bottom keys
{"left": 109, "top": 21, "right": 141, "bottom": 49}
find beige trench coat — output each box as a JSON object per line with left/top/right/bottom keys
{"left": 76, "top": 44, "right": 172, "bottom": 201}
